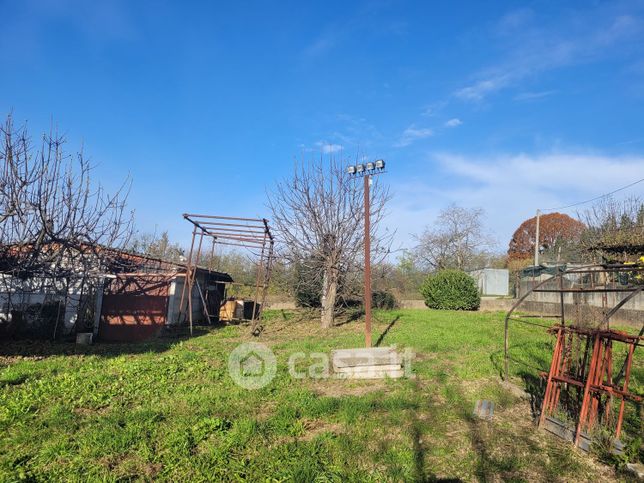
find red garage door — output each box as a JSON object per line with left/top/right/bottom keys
{"left": 99, "top": 274, "right": 173, "bottom": 342}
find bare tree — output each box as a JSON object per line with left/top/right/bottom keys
{"left": 129, "top": 231, "right": 185, "bottom": 263}
{"left": 413, "top": 204, "right": 495, "bottom": 272}
{"left": 268, "top": 156, "right": 391, "bottom": 328}
{"left": 579, "top": 195, "right": 644, "bottom": 261}
{"left": 0, "top": 113, "right": 133, "bottom": 336}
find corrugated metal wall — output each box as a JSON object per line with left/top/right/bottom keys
{"left": 99, "top": 274, "right": 173, "bottom": 342}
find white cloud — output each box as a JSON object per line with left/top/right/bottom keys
{"left": 455, "top": 8, "right": 644, "bottom": 102}
{"left": 385, "top": 151, "right": 644, "bottom": 251}
{"left": 496, "top": 8, "right": 534, "bottom": 33}
{"left": 434, "top": 152, "right": 644, "bottom": 192}
{"left": 421, "top": 101, "right": 448, "bottom": 117}
{"left": 456, "top": 75, "right": 513, "bottom": 101}
{"left": 444, "top": 118, "right": 463, "bottom": 128}
{"left": 514, "top": 90, "right": 556, "bottom": 101}
{"left": 395, "top": 125, "right": 433, "bottom": 147}
{"left": 315, "top": 141, "right": 343, "bottom": 154}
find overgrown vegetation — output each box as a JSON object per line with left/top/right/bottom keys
{"left": 0, "top": 310, "right": 644, "bottom": 481}
{"left": 580, "top": 196, "right": 644, "bottom": 262}
{"left": 2, "top": 309, "right": 637, "bottom": 480}
{"left": 420, "top": 269, "right": 481, "bottom": 310}
{"left": 371, "top": 290, "right": 398, "bottom": 309}
{"left": 268, "top": 157, "right": 392, "bottom": 328}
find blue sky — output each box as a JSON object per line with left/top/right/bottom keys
{"left": 2, "top": 0, "right": 644, "bottom": 254}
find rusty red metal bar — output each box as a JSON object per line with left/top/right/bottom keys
{"left": 536, "top": 324, "right": 642, "bottom": 448}
{"left": 178, "top": 214, "right": 274, "bottom": 334}
{"left": 504, "top": 263, "right": 644, "bottom": 381}
{"left": 364, "top": 174, "right": 372, "bottom": 348}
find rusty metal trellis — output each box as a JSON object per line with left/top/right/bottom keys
{"left": 178, "top": 214, "right": 274, "bottom": 335}
{"left": 503, "top": 263, "right": 643, "bottom": 450}
{"left": 538, "top": 325, "right": 642, "bottom": 447}
{"left": 504, "top": 264, "right": 644, "bottom": 379}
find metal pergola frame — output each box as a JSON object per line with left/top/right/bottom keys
{"left": 503, "top": 263, "right": 643, "bottom": 450}
{"left": 178, "top": 213, "right": 274, "bottom": 335}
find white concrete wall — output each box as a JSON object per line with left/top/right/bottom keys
{"left": 470, "top": 269, "right": 510, "bottom": 296}
{"left": 166, "top": 274, "right": 206, "bottom": 325}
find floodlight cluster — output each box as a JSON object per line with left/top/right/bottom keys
{"left": 347, "top": 159, "right": 385, "bottom": 175}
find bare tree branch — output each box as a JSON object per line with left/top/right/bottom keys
{"left": 413, "top": 204, "right": 496, "bottom": 272}
{"left": 0, "top": 113, "right": 134, "bottom": 337}
{"left": 267, "top": 156, "right": 392, "bottom": 327}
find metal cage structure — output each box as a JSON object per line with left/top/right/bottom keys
{"left": 178, "top": 214, "right": 274, "bottom": 335}
{"left": 503, "top": 263, "right": 643, "bottom": 450}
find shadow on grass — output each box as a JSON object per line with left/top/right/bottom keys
{"left": 333, "top": 310, "right": 364, "bottom": 327}
{"left": 375, "top": 315, "right": 401, "bottom": 347}
{"left": 450, "top": 382, "right": 548, "bottom": 481}
{"left": 0, "top": 326, "right": 214, "bottom": 360}
{"left": 409, "top": 379, "right": 464, "bottom": 482}
{"left": 489, "top": 343, "right": 551, "bottom": 419}
{"left": 489, "top": 342, "right": 552, "bottom": 379}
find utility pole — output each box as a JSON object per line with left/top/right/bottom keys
{"left": 347, "top": 160, "right": 386, "bottom": 348}
{"left": 534, "top": 209, "right": 541, "bottom": 267}
{"left": 364, "top": 174, "right": 372, "bottom": 348}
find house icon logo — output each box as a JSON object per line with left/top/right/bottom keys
{"left": 228, "top": 342, "right": 276, "bottom": 389}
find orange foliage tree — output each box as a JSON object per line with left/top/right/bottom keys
{"left": 508, "top": 212, "right": 585, "bottom": 261}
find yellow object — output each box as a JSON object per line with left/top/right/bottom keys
{"left": 219, "top": 300, "right": 245, "bottom": 321}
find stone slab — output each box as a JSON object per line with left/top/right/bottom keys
{"left": 473, "top": 400, "right": 495, "bottom": 420}
{"left": 332, "top": 347, "right": 402, "bottom": 368}
{"left": 334, "top": 364, "right": 402, "bottom": 374}
{"left": 335, "top": 367, "right": 405, "bottom": 379}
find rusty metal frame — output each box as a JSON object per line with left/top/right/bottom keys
{"left": 503, "top": 263, "right": 643, "bottom": 450}
{"left": 178, "top": 213, "right": 274, "bottom": 335}
{"left": 504, "top": 263, "right": 644, "bottom": 379}
{"left": 537, "top": 325, "right": 642, "bottom": 445}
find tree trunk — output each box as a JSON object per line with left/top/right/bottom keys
{"left": 320, "top": 266, "right": 338, "bottom": 328}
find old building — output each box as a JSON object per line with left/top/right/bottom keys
{"left": 0, "top": 245, "right": 232, "bottom": 341}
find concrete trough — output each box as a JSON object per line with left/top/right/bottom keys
{"left": 332, "top": 346, "right": 404, "bottom": 379}
{"left": 542, "top": 416, "right": 624, "bottom": 455}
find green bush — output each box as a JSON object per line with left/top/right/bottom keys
{"left": 372, "top": 290, "right": 398, "bottom": 310}
{"left": 420, "top": 269, "right": 480, "bottom": 310}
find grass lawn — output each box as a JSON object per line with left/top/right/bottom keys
{"left": 0, "top": 309, "right": 641, "bottom": 481}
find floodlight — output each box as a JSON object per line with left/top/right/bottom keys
{"left": 356, "top": 164, "right": 365, "bottom": 173}
{"left": 366, "top": 162, "right": 375, "bottom": 171}
{"left": 375, "top": 159, "right": 385, "bottom": 170}
{"left": 347, "top": 165, "right": 356, "bottom": 174}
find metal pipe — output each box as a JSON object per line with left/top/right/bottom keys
{"left": 616, "top": 341, "right": 636, "bottom": 439}
{"left": 539, "top": 327, "right": 564, "bottom": 426}
{"left": 534, "top": 209, "right": 541, "bottom": 267}
{"left": 533, "top": 288, "right": 640, "bottom": 293}
{"left": 250, "top": 231, "right": 267, "bottom": 333}
{"left": 189, "top": 220, "right": 266, "bottom": 229}
{"left": 183, "top": 213, "right": 264, "bottom": 223}
{"left": 178, "top": 228, "right": 197, "bottom": 323}
{"left": 575, "top": 333, "right": 601, "bottom": 446}
{"left": 364, "top": 174, "right": 372, "bottom": 348}
{"left": 188, "top": 232, "right": 205, "bottom": 336}
{"left": 190, "top": 225, "right": 267, "bottom": 235}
